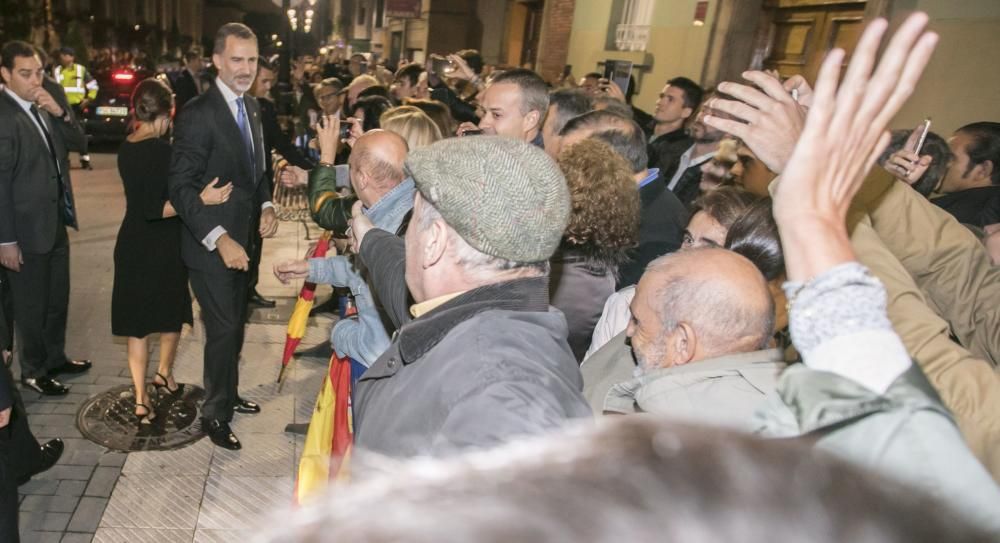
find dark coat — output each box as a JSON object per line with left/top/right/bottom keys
{"left": 354, "top": 229, "right": 592, "bottom": 457}
{"left": 0, "top": 91, "right": 79, "bottom": 254}
{"left": 931, "top": 186, "right": 1000, "bottom": 228}
{"left": 617, "top": 176, "right": 689, "bottom": 288}
{"left": 259, "top": 95, "right": 315, "bottom": 188}
{"left": 167, "top": 82, "right": 270, "bottom": 273}
{"left": 173, "top": 69, "right": 202, "bottom": 111}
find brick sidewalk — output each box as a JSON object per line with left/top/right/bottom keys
{"left": 16, "top": 154, "right": 332, "bottom": 543}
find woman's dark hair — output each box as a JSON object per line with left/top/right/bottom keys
{"left": 725, "top": 197, "right": 784, "bottom": 281}
{"left": 690, "top": 185, "right": 759, "bottom": 232}
{"left": 131, "top": 78, "right": 174, "bottom": 122}
{"left": 349, "top": 96, "right": 393, "bottom": 132}
{"left": 358, "top": 84, "right": 390, "bottom": 100}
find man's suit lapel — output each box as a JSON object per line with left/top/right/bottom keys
{"left": 1, "top": 92, "right": 50, "bottom": 157}
{"left": 208, "top": 84, "right": 252, "bottom": 182}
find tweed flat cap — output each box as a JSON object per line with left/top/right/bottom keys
{"left": 405, "top": 136, "right": 570, "bottom": 263}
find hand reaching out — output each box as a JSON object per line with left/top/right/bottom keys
{"left": 772, "top": 13, "right": 938, "bottom": 281}
{"left": 273, "top": 259, "right": 310, "bottom": 284}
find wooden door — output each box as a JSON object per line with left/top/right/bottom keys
{"left": 757, "top": 0, "right": 875, "bottom": 84}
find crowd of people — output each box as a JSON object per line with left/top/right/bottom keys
{"left": 1, "top": 10, "right": 1000, "bottom": 541}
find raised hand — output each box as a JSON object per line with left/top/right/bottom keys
{"left": 200, "top": 177, "right": 233, "bottom": 205}
{"left": 773, "top": 13, "right": 938, "bottom": 281}
{"left": 882, "top": 148, "right": 933, "bottom": 185}
{"left": 704, "top": 71, "right": 807, "bottom": 174}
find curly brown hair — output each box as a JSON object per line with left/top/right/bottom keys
{"left": 556, "top": 139, "right": 640, "bottom": 266}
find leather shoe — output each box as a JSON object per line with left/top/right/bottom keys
{"left": 202, "top": 418, "right": 241, "bottom": 450}
{"left": 248, "top": 291, "right": 276, "bottom": 308}
{"left": 233, "top": 397, "right": 261, "bottom": 414}
{"left": 48, "top": 359, "right": 92, "bottom": 376}
{"left": 16, "top": 439, "right": 64, "bottom": 485}
{"left": 21, "top": 376, "right": 70, "bottom": 396}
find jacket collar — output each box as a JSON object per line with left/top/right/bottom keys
{"left": 208, "top": 82, "right": 264, "bottom": 183}
{"left": 397, "top": 276, "right": 552, "bottom": 365}
{"left": 365, "top": 177, "right": 415, "bottom": 230}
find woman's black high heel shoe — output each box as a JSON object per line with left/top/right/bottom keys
{"left": 152, "top": 372, "right": 184, "bottom": 397}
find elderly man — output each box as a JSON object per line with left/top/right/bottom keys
{"left": 274, "top": 127, "right": 413, "bottom": 366}
{"left": 349, "top": 136, "right": 591, "bottom": 457}
{"left": 593, "top": 248, "right": 782, "bottom": 429}
{"left": 458, "top": 69, "right": 548, "bottom": 146}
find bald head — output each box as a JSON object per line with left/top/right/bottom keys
{"left": 349, "top": 130, "right": 409, "bottom": 207}
{"left": 628, "top": 247, "right": 774, "bottom": 371}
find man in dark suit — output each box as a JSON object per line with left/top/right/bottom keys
{"left": 0, "top": 41, "right": 92, "bottom": 397}
{"left": 168, "top": 23, "right": 277, "bottom": 450}
{"left": 174, "top": 49, "right": 206, "bottom": 112}
{"left": 247, "top": 57, "right": 314, "bottom": 309}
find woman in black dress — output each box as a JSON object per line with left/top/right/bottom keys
{"left": 113, "top": 79, "right": 231, "bottom": 424}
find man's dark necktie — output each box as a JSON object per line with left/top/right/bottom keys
{"left": 29, "top": 105, "right": 76, "bottom": 227}
{"left": 236, "top": 97, "right": 256, "bottom": 182}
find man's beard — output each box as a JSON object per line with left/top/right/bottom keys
{"left": 631, "top": 339, "right": 669, "bottom": 376}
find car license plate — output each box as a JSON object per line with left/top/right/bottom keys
{"left": 96, "top": 106, "right": 129, "bottom": 117}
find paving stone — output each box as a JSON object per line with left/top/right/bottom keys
{"left": 97, "top": 452, "right": 127, "bottom": 468}
{"left": 56, "top": 480, "right": 88, "bottom": 497}
{"left": 52, "top": 402, "right": 85, "bottom": 415}
{"left": 59, "top": 533, "right": 95, "bottom": 543}
{"left": 209, "top": 433, "right": 294, "bottom": 477}
{"left": 36, "top": 465, "right": 94, "bottom": 481}
{"left": 196, "top": 475, "right": 293, "bottom": 531}
{"left": 101, "top": 474, "right": 205, "bottom": 530}
{"left": 20, "top": 495, "right": 80, "bottom": 513}
{"left": 93, "top": 527, "right": 193, "bottom": 542}
{"left": 19, "top": 511, "right": 72, "bottom": 532}
{"left": 84, "top": 467, "right": 120, "bottom": 498}
{"left": 67, "top": 497, "right": 109, "bottom": 533}
{"left": 122, "top": 439, "right": 212, "bottom": 476}
{"left": 20, "top": 478, "right": 60, "bottom": 495}
{"left": 63, "top": 450, "right": 104, "bottom": 466}
{"left": 193, "top": 529, "right": 255, "bottom": 542}
{"left": 19, "top": 530, "right": 64, "bottom": 543}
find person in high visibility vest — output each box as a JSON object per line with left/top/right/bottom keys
{"left": 53, "top": 47, "right": 97, "bottom": 170}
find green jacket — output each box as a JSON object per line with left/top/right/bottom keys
{"left": 308, "top": 164, "right": 357, "bottom": 234}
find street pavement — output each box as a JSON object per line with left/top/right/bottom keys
{"left": 15, "top": 153, "right": 333, "bottom": 543}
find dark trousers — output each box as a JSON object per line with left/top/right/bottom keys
{"left": 0, "top": 278, "right": 12, "bottom": 355}
{"left": 0, "top": 365, "right": 42, "bottom": 543}
{"left": 247, "top": 215, "right": 263, "bottom": 295}
{"left": 1, "top": 227, "right": 70, "bottom": 379}
{"left": 189, "top": 268, "right": 249, "bottom": 422}
{"left": 70, "top": 103, "right": 89, "bottom": 156}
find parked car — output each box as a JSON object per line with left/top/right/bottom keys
{"left": 81, "top": 66, "right": 164, "bottom": 143}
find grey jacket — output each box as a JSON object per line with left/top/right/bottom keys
{"left": 351, "top": 267, "right": 592, "bottom": 457}
{"left": 757, "top": 262, "right": 1000, "bottom": 534}
{"left": 605, "top": 349, "right": 786, "bottom": 432}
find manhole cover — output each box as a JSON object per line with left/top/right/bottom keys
{"left": 77, "top": 384, "right": 206, "bottom": 452}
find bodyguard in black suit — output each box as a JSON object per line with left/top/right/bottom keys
{"left": 174, "top": 50, "right": 206, "bottom": 111}
{"left": 247, "top": 58, "right": 315, "bottom": 308}
{"left": 168, "top": 24, "right": 276, "bottom": 450}
{"left": 0, "top": 41, "right": 92, "bottom": 397}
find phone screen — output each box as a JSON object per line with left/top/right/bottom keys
{"left": 602, "top": 60, "right": 633, "bottom": 95}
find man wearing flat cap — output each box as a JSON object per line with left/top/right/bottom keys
{"left": 349, "top": 136, "right": 592, "bottom": 457}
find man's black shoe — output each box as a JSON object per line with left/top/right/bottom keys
{"left": 16, "top": 439, "right": 64, "bottom": 485}
{"left": 21, "top": 376, "right": 70, "bottom": 396}
{"left": 248, "top": 291, "right": 276, "bottom": 308}
{"left": 48, "top": 359, "right": 92, "bottom": 376}
{"left": 80, "top": 158, "right": 93, "bottom": 170}
{"left": 233, "top": 397, "right": 261, "bottom": 414}
{"left": 202, "top": 419, "right": 241, "bottom": 450}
